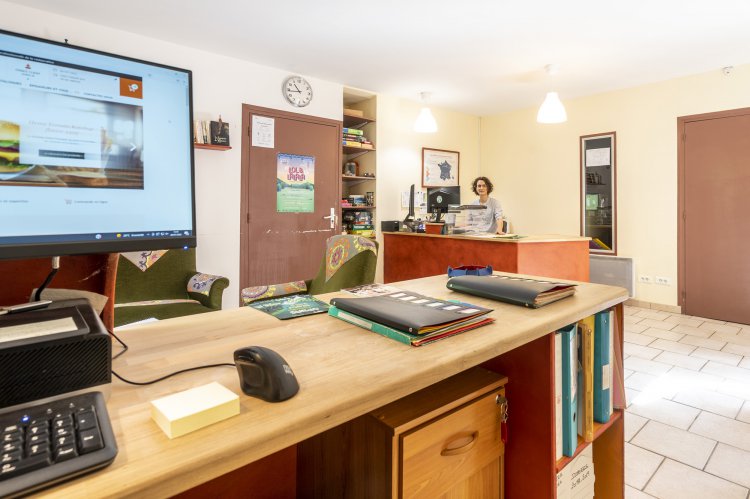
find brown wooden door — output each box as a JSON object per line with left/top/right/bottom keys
{"left": 679, "top": 108, "right": 750, "bottom": 323}
{"left": 240, "top": 105, "right": 341, "bottom": 298}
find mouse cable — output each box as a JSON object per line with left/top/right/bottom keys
{"left": 111, "top": 363, "right": 236, "bottom": 386}
{"left": 109, "top": 329, "right": 129, "bottom": 360}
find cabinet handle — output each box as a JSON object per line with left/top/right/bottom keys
{"left": 440, "top": 431, "right": 478, "bottom": 456}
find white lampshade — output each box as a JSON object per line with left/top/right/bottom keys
{"left": 536, "top": 92, "right": 567, "bottom": 124}
{"left": 414, "top": 107, "right": 438, "bottom": 133}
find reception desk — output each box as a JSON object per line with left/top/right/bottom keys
{"left": 35, "top": 273, "right": 626, "bottom": 498}
{"left": 383, "top": 232, "right": 590, "bottom": 283}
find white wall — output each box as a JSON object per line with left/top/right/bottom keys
{"left": 1, "top": 1, "right": 343, "bottom": 306}
{"left": 481, "top": 64, "right": 750, "bottom": 306}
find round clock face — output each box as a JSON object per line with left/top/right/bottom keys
{"left": 283, "top": 76, "right": 313, "bottom": 107}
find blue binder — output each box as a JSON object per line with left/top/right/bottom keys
{"left": 593, "top": 310, "right": 613, "bottom": 423}
{"left": 560, "top": 323, "right": 578, "bottom": 457}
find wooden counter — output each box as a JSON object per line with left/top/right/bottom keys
{"left": 383, "top": 232, "right": 590, "bottom": 283}
{"left": 35, "top": 273, "right": 627, "bottom": 498}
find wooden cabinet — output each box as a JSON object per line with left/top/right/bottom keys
{"left": 297, "top": 367, "right": 507, "bottom": 498}
{"left": 341, "top": 91, "right": 377, "bottom": 238}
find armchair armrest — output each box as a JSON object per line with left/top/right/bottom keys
{"left": 187, "top": 273, "right": 230, "bottom": 310}
{"left": 241, "top": 280, "right": 308, "bottom": 305}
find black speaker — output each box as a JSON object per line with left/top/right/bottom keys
{"left": 0, "top": 299, "right": 111, "bottom": 408}
{"left": 381, "top": 220, "right": 400, "bottom": 232}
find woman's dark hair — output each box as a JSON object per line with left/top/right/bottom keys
{"left": 472, "top": 176, "right": 494, "bottom": 195}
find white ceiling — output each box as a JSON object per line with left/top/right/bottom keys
{"left": 9, "top": 0, "right": 750, "bottom": 115}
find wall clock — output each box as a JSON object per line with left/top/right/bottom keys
{"left": 282, "top": 75, "right": 313, "bottom": 107}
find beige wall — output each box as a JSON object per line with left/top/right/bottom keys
{"left": 480, "top": 64, "right": 750, "bottom": 306}
{"left": 374, "top": 95, "right": 481, "bottom": 281}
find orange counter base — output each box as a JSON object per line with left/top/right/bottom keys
{"left": 383, "top": 232, "right": 590, "bottom": 283}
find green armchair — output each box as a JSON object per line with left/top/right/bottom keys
{"left": 114, "top": 248, "right": 229, "bottom": 327}
{"left": 241, "top": 235, "right": 378, "bottom": 304}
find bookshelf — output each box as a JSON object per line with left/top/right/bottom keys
{"left": 342, "top": 89, "right": 377, "bottom": 239}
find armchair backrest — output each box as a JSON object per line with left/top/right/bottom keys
{"left": 115, "top": 249, "right": 198, "bottom": 304}
{"left": 307, "top": 235, "right": 378, "bottom": 295}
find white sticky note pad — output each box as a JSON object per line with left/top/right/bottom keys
{"left": 151, "top": 382, "right": 240, "bottom": 439}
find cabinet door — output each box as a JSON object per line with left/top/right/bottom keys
{"left": 401, "top": 389, "right": 504, "bottom": 498}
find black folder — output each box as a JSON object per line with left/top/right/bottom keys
{"left": 446, "top": 275, "right": 576, "bottom": 308}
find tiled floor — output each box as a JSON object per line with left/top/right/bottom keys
{"left": 623, "top": 305, "right": 750, "bottom": 499}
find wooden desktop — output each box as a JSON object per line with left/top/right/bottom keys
{"left": 33, "top": 273, "right": 627, "bottom": 498}
{"left": 382, "top": 232, "right": 590, "bottom": 283}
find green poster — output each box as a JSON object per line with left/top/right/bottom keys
{"left": 277, "top": 153, "right": 315, "bottom": 213}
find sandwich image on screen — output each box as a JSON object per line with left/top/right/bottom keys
{"left": 0, "top": 120, "right": 27, "bottom": 179}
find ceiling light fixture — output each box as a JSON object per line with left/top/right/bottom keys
{"left": 414, "top": 92, "right": 438, "bottom": 133}
{"left": 537, "top": 65, "right": 567, "bottom": 124}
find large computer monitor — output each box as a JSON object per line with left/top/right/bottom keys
{"left": 0, "top": 28, "right": 196, "bottom": 261}
{"left": 426, "top": 186, "right": 460, "bottom": 222}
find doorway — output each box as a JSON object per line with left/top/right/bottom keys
{"left": 240, "top": 105, "right": 342, "bottom": 301}
{"left": 678, "top": 107, "right": 750, "bottom": 323}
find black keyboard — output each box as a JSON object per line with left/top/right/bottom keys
{"left": 0, "top": 391, "right": 117, "bottom": 498}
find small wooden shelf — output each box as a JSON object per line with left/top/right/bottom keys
{"left": 342, "top": 206, "right": 376, "bottom": 210}
{"left": 341, "top": 175, "right": 376, "bottom": 181}
{"left": 343, "top": 145, "right": 375, "bottom": 155}
{"left": 194, "top": 144, "right": 232, "bottom": 151}
{"left": 343, "top": 113, "right": 375, "bottom": 129}
{"left": 555, "top": 409, "right": 623, "bottom": 472}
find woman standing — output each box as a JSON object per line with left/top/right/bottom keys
{"left": 467, "top": 176, "right": 504, "bottom": 234}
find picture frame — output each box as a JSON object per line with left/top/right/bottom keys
{"left": 422, "top": 148, "right": 459, "bottom": 187}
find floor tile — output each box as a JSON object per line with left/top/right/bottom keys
{"left": 712, "top": 331, "right": 750, "bottom": 346}
{"left": 623, "top": 305, "right": 640, "bottom": 316}
{"left": 673, "top": 387, "right": 743, "bottom": 418}
{"left": 625, "top": 371, "right": 660, "bottom": 391}
{"left": 625, "top": 356, "right": 673, "bottom": 376}
{"left": 625, "top": 485, "right": 656, "bottom": 498}
{"left": 625, "top": 442, "right": 663, "bottom": 489}
{"left": 737, "top": 401, "right": 750, "bottom": 424}
{"left": 678, "top": 334, "right": 726, "bottom": 351}
{"left": 625, "top": 322, "right": 649, "bottom": 334}
{"left": 716, "top": 379, "right": 750, "bottom": 401}
{"left": 624, "top": 368, "right": 634, "bottom": 379}
{"left": 635, "top": 310, "right": 672, "bottom": 321}
{"left": 645, "top": 459, "right": 748, "bottom": 499}
{"left": 653, "top": 351, "right": 706, "bottom": 371}
{"left": 702, "top": 361, "right": 750, "bottom": 382}
{"left": 699, "top": 322, "right": 742, "bottom": 335}
{"left": 640, "top": 319, "right": 678, "bottom": 330}
{"left": 739, "top": 356, "right": 750, "bottom": 369}
{"left": 691, "top": 347, "right": 742, "bottom": 366}
{"left": 628, "top": 397, "right": 700, "bottom": 430}
{"left": 664, "top": 314, "right": 704, "bottom": 328}
{"left": 649, "top": 338, "right": 695, "bottom": 355}
{"left": 723, "top": 342, "right": 750, "bottom": 357}
{"left": 704, "top": 443, "right": 750, "bottom": 489}
{"left": 642, "top": 327, "right": 685, "bottom": 342}
{"left": 662, "top": 366, "right": 723, "bottom": 391}
{"left": 671, "top": 324, "right": 714, "bottom": 338}
{"left": 626, "top": 372, "right": 677, "bottom": 400}
{"left": 625, "top": 388, "right": 641, "bottom": 408}
{"left": 625, "top": 331, "right": 657, "bottom": 346}
{"left": 631, "top": 420, "right": 716, "bottom": 469}
{"left": 625, "top": 343, "right": 663, "bottom": 360}
{"left": 624, "top": 412, "right": 649, "bottom": 442}
{"left": 690, "top": 411, "right": 750, "bottom": 452}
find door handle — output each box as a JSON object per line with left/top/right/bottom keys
{"left": 323, "top": 207, "right": 337, "bottom": 229}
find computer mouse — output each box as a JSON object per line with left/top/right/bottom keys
{"left": 233, "top": 346, "right": 299, "bottom": 402}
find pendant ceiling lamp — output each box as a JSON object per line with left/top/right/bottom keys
{"left": 536, "top": 65, "right": 567, "bottom": 124}
{"left": 414, "top": 91, "right": 438, "bottom": 133}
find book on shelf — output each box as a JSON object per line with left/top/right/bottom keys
{"left": 593, "top": 310, "right": 614, "bottom": 423}
{"left": 446, "top": 274, "right": 577, "bottom": 308}
{"left": 559, "top": 323, "right": 578, "bottom": 457}
{"left": 329, "top": 306, "right": 494, "bottom": 347}
{"left": 577, "top": 317, "right": 595, "bottom": 442}
{"left": 342, "top": 140, "right": 362, "bottom": 148}
{"left": 209, "top": 119, "right": 230, "bottom": 146}
{"left": 342, "top": 127, "right": 364, "bottom": 136}
{"left": 329, "top": 290, "right": 492, "bottom": 335}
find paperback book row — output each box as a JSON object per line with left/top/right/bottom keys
{"left": 341, "top": 127, "right": 373, "bottom": 149}
{"left": 555, "top": 310, "right": 623, "bottom": 461}
{"left": 193, "top": 119, "right": 230, "bottom": 146}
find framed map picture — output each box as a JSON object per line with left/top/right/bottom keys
{"left": 422, "top": 148, "right": 459, "bottom": 187}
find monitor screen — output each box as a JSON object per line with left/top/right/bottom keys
{"left": 0, "top": 29, "right": 195, "bottom": 260}
{"left": 427, "top": 186, "right": 460, "bottom": 214}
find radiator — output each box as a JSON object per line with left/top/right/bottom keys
{"left": 589, "top": 255, "right": 634, "bottom": 297}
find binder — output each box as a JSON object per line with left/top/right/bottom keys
{"left": 446, "top": 275, "right": 576, "bottom": 308}
{"left": 554, "top": 331, "right": 563, "bottom": 461}
{"left": 577, "top": 317, "right": 595, "bottom": 442}
{"left": 560, "top": 323, "right": 578, "bottom": 457}
{"left": 593, "top": 310, "right": 614, "bottom": 423}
